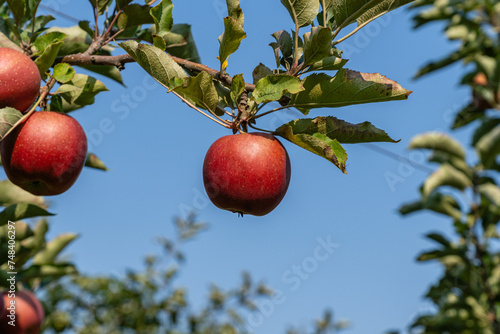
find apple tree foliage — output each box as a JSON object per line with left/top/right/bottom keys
{"left": 385, "top": 1, "right": 500, "bottom": 333}
{"left": 0, "top": 0, "right": 422, "bottom": 332}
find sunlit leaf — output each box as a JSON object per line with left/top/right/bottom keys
{"left": 289, "top": 70, "right": 412, "bottom": 114}
{"left": 281, "top": 0, "right": 319, "bottom": 28}
{"left": 119, "top": 41, "right": 187, "bottom": 89}
{"left": 252, "top": 74, "right": 304, "bottom": 104}
{"left": 218, "top": 17, "right": 246, "bottom": 72}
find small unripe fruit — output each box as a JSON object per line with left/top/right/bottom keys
{"left": 203, "top": 132, "right": 291, "bottom": 216}
{"left": 1, "top": 111, "right": 88, "bottom": 196}
{"left": 0, "top": 48, "right": 41, "bottom": 113}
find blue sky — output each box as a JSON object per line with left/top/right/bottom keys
{"left": 2, "top": 1, "right": 478, "bottom": 333}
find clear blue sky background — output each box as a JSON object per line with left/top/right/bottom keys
{"left": 1, "top": 1, "right": 477, "bottom": 333}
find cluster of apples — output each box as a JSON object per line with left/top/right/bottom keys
{"left": 0, "top": 48, "right": 87, "bottom": 196}
{"left": 0, "top": 290, "right": 45, "bottom": 334}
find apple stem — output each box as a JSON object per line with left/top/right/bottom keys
{"left": 253, "top": 105, "right": 289, "bottom": 120}
{"left": 248, "top": 123, "right": 274, "bottom": 134}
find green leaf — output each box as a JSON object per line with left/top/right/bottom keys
{"left": 0, "top": 180, "right": 46, "bottom": 208}
{"left": 304, "top": 56, "right": 348, "bottom": 73}
{"left": 172, "top": 71, "right": 219, "bottom": 115}
{"left": 281, "top": 0, "right": 320, "bottom": 28}
{"left": 414, "top": 48, "right": 469, "bottom": 79}
{"left": 44, "top": 26, "right": 97, "bottom": 56}
{"left": 119, "top": 40, "right": 187, "bottom": 89}
{"left": 17, "top": 263, "right": 77, "bottom": 281}
{"left": 476, "top": 125, "right": 500, "bottom": 169}
{"left": 6, "top": 0, "right": 25, "bottom": 25}
{"left": 422, "top": 164, "right": 472, "bottom": 198}
{"left": 275, "top": 117, "right": 400, "bottom": 144}
{"left": 226, "top": 0, "right": 245, "bottom": 27}
{"left": 425, "top": 233, "right": 451, "bottom": 248}
{"left": 34, "top": 37, "right": 65, "bottom": 77}
{"left": 0, "top": 107, "right": 23, "bottom": 140}
{"left": 230, "top": 74, "right": 245, "bottom": 105}
{"left": 33, "top": 31, "right": 67, "bottom": 53}
{"left": 331, "top": 0, "right": 413, "bottom": 32}
{"left": 117, "top": 4, "right": 155, "bottom": 30}
{"left": 428, "top": 151, "right": 471, "bottom": 178}
{"left": 426, "top": 196, "right": 463, "bottom": 218}
{"left": 0, "top": 203, "right": 54, "bottom": 226}
{"left": 289, "top": 70, "right": 412, "bottom": 114}
{"left": 78, "top": 20, "right": 93, "bottom": 37}
{"left": 85, "top": 153, "right": 108, "bottom": 171}
{"left": 478, "top": 183, "right": 500, "bottom": 213}
{"left": 214, "top": 81, "right": 232, "bottom": 111}
{"left": 116, "top": 0, "right": 134, "bottom": 10}
{"left": 303, "top": 26, "right": 333, "bottom": 66}
{"left": 53, "top": 63, "right": 75, "bottom": 83}
{"left": 218, "top": 17, "right": 246, "bottom": 72}
{"left": 252, "top": 63, "right": 273, "bottom": 84}
{"left": 150, "top": 0, "right": 173, "bottom": 35}
{"left": 271, "top": 30, "right": 293, "bottom": 61}
{"left": 252, "top": 74, "right": 304, "bottom": 104}
{"left": 54, "top": 74, "right": 108, "bottom": 112}
{"left": 472, "top": 119, "right": 500, "bottom": 146}
{"left": 451, "top": 103, "right": 485, "bottom": 130}
{"left": 275, "top": 119, "right": 348, "bottom": 173}
{"left": 88, "top": 0, "right": 113, "bottom": 15}
{"left": 409, "top": 132, "right": 466, "bottom": 160}
{"left": 160, "top": 24, "right": 201, "bottom": 63}
{"left": 33, "top": 233, "right": 78, "bottom": 265}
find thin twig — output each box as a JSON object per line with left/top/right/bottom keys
{"left": 253, "top": 105, "right": 289, "bottom": 119}
{"left": 103, "top": 29, "right": 124, "bottom": 46}
{"left": 248, "top": 123, "right": 273, "bottom": 134}
{"left": 103, "top": 9, "right": 123, "bottom": 41}
{"left": 171, "top": 91, "right": 231, "bottom": 128}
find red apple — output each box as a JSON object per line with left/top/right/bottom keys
{"left": 0, "top": 290, "right": 45, "bottom": 334}
{"left": 0, "top": 48, "right": 41, "bottom": 113}
{"left": 203, "top": 132, "right": 291, "bottom": 216}
{"left": 0, "top": 293, "right": 5, "bottom": 318}
{"left": 0, "top": 111, "right": 88, "bottom": 196}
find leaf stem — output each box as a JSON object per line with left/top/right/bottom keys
{"left": 248, "top": 123, "right": 273, "bottom": 134}
{"left": 333, "top": 13, "right": 384, "bottom": 46}
{"left": 321, "top": 0, "right": 327, "bottom": 26}
{"left": 293, "top": 21, "right": 300, "bottom": 70}
{"left": 331, "top": 1, "right": 375, "bottom": 41}
{"left": 171, "top": 91, "right": 231, "bottom": 128}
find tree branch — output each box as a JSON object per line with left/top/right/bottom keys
{"left": 57, "top": 53, "right": 256, "bottom": 91}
